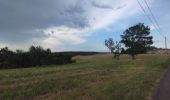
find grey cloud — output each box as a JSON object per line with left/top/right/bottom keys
{"left": 65, "top": 2, "right": 85, "bottom": 14}
{"left": 90, "top": 1, "right": 113, "bottom": 9}
{"left": 0, "top": 0, "right": 90, "bottom": 45}
{"left": 90, "top": 1, "right": 127, "bottom": 10}
{"left": 0, "top": 30, "right": 46, "bottom": 43}
{"left": 115, "top": 4, "right": 127, "bottom": 10}
{"left": 0, "top": 0, "right": 89, "bottom": 30}
{"left": 0, "top": 0, "right": 128, "bottom": 50}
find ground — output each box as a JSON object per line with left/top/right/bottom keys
{"left": 0, "top": 54, "right": 170, "bottom": 100}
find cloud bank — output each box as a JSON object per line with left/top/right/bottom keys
{"left": 0, "top": 0, "right": 153, "bottom": 51}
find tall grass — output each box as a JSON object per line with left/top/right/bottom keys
{"left": 0, "top": 54, "right": 169, "bottom": 100}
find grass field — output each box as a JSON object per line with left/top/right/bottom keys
{"left": 0, "top": 54, "right": 170, "bottom": 100}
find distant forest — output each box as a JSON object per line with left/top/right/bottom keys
{"left": 0, "top": 46, "right": 102, "bottom": 69}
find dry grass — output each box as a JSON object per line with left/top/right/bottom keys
{"left": 0, "top": 54, "right": 169, "bottom": 100}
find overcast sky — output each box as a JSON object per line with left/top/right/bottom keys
{"left": 0, "top": 0, "right": 169, "bottom": 51}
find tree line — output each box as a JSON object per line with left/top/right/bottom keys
{"left": 105, "top": 23, "right": 154, "bottom": 60}
{"left": 0, "top": 46, "right": 74, "bottom": 69}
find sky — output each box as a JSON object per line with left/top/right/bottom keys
{"left": 0, "top": 0, "right": 169, "bottom": 52}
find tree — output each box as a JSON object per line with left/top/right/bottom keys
{"left": 121, "top": 23, "right": 153, "bottom": 59}
{"left": 0, "top": 45, "right": 74, "bottom": 69}
{"left": 105, "top": 38, "right": 122, "bottom": 60}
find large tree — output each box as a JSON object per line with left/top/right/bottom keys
{"left": 121, "top": 23, "right": 153, "bottom": 59}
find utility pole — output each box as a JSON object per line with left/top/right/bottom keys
{"left": 165, "top": 37, "right": 167, "bottom": 49}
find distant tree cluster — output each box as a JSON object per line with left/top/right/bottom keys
{"left": 0, "top": 46, "right": 74, "bottom": 69}
{"left": 105, "top": 23, "right": 153, "bottom": 59}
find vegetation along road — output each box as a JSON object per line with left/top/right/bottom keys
{"left": 0, "top": 54, "right": 170, "bottom": 100}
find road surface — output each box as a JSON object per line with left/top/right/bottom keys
{"left": 154, "top": 67, "right": 170, "bottom": 100}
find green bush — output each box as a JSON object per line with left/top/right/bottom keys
{"left": 0, "top": 46, "right": 74, "bottom": 69}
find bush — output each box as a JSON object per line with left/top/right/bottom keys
{"left": 0, "top": 46, "right": 74, "bottom": 69}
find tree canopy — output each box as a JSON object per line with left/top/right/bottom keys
{"left": 121, "top": 23, "right": 153, "bottom": 59}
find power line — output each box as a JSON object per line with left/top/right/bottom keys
{"left": 143, "top": 0, "right": 166, "bottom": 37}
{"left": 142, "top": 0, "right": 169, "bottom": 48}
{"left": 137, "top": 0, "right": 156, "bottom": 30}
{"left": 137, "top": 0, "right": 168, "bottom": 48}
{"left": 143, "top": 0, "right": 160, "bottom": 29}
{"left": 136, "top": 0, "right": 164, "bottom": 37}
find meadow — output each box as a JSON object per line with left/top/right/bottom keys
{"left": 0, "top": 54, "right": 170, "bottom": 100}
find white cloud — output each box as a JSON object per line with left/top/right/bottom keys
{"left": 41, "top": 26, "right": 87, "bottom": 48}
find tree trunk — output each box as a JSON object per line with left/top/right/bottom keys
{"left": 117, "top": 56, "right": 120, "bottom": 60}
{"left": 132, "top": 55, "right": 135, "bottom": 60}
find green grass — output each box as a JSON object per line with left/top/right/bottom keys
{"left": 0, "top": 54, "right": 170, "bottom": 100}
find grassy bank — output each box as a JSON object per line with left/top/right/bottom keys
{"left": 0, "top": 54, "right": 169, "bottom": 100}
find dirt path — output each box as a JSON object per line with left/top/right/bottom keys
{"left": 153, "top": 68, "right": 170, "bottom": 100}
